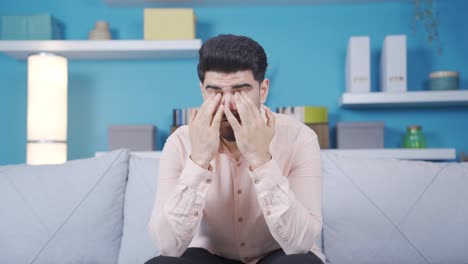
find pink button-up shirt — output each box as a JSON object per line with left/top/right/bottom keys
{"left": 148, "top": 110, "right": 325, "bottom": 263}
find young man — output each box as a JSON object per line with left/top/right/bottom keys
{"left": 146, "top": 34, "right": 324, "bottom": 264}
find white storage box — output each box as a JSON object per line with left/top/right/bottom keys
{"left": 381, "top": 35, "right": 407, "bottom": 92}
{"left": 346, "top": 36, "right": 371, "bottom": 93}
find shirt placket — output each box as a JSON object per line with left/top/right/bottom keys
{"left": 232, "top": 158, "right": 252, "bottom": 262}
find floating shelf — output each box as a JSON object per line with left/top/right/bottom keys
{"left": 103, "top": 0, "right": 410, "bottom": 7}
{"left": 97, "top": 148, "right": 456, "bottom": 161}
{"left": 324, "top": 148, "right": 456, "bottom": 161}
{"left": 341, "top": 90, "right": 468, "bottom": 108}
{"left": 0, "top": 40, "right": 202, "bottom": 60}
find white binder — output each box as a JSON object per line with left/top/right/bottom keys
{"left": 381, "top": 35, "right": 407, "bottom": 92}
{"left": 346, "top": 36, "right": 371, "bottom": 93}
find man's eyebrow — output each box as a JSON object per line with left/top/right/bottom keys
{"left": 205, "top": 85, "right": 222, "bottom": 90}
{"left": 232, "top": 83, "right": 253, "bottom": 89}
{"left": 205, "top": 83, "right": 253, "bottom": 90}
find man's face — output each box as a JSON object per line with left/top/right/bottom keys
{"left": 201, "top": 70, "right": 269, "bottom": 142}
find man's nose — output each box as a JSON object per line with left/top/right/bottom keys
{"left": 221, "top": 93, "right": 237, "bottom": 111}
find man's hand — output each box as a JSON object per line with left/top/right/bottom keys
{"left": 189, "top": 93, "right": 224, "bottom": 169}
{"left": 224, "top": 92, "right": 276, "bottom": 170}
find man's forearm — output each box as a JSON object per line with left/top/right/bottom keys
{"left": 249, "top": 159, "right": 322, "bottom": 254}
{"left": 149, "top": 158, "right": 213, "bottom": 256}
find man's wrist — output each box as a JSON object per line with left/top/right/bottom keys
{"left": 249, "top": 153, "right": 272, "bottom": 171}
{"left": 190, "top": 155, "right": 210, "bottom": 170}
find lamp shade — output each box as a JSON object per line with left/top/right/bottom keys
{"left": 27, "top": 53, "right": 68, "bottom": 165}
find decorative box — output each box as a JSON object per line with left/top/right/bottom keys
{"left": 144, "top": 8, "right": 196, "bottom": 40}
{"left": 108, "top": 125, "right": 156, "bottom": 151}
{"left": 381, "top": 35, "right": 407, "bottom": 92}
{"left": 277, "top": 106, "right": 330, "bottom": 149}
{"left": 337, "top": 122, "right": 384, "bottom": 149}
{"left": 306, "top": 123, "right": 330, "bottom": 149}
{"left": 346, "top": 36, "right": 371, "bottom": 93}
{"left": 1, "top": 14, "right": 63, "bottom": 40}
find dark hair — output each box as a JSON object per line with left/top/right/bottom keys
{"left": 197, "top": 34, "right": 268, "bottom": 84}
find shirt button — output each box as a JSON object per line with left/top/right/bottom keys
{"left": 237, "top": 189, "right": 242, "bottom": 195}
{"left": 254, "top": 179, "right": 260, "bottom": 184}
{"left": 205, "top": 179, "right": 212, "bottom": 184}
{"left": 238, "top": 217, "right": 244, "bottom": 223}
{"left": 194, "top": 212, "right": 199, "bottom": 217}
{"left": 266, "top": 210, "right": 271, "bottom": 216}
{"left": 240, "top": 242, "right": 245, "bottom": 247}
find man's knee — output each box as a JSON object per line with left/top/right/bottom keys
{"left": 144, "top": 255, "right": 185, "bottom": 264}
{"left": 272, "top": 253, "right": 323, "bottom": 264}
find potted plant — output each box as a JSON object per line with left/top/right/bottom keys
{"left": 412, "top": 0, "right": 442, "bottom": 54}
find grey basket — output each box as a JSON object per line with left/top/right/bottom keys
{"left": 337, "top": 122, "right": 384, "bottom": 149}
{"left": 108, "top": 125, "right": 156, "bottom": 151}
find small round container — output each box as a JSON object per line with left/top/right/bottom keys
{"left": 429, "top": 71, "right": 459, "bottom": 91}
{"left": 403, "top": 125, "right": 427, "bottom": 149}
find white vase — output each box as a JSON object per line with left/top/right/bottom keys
{"left": 88, "top": 21, "right": 111, "bottom": 40}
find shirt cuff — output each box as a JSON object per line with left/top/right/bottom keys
{"left": 179, "top": 158, "right": 213, "bottom": 192}
{"left": 248, "top": 158, "right": 288, "bottom": 193}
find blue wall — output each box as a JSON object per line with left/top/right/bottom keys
{"left": 1, "top": 0, "right": 467, "bottom": 165}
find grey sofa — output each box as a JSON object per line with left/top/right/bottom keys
{"left": 1, "top": 149, "right": 467, "bottom": 264}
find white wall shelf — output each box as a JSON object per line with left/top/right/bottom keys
{"left": 0, "top": 40, "right": 202, "bottom": 60}
{"left": 103, "top": 0, "right": 410, "bottom": 7}
{"left": 97, "top": 148, "right": 456, "bottom": 161}
{"left": 324, "top": 148, "right": 456, "bottom": 161}
{"left": 341, "top": 90, "right": 468, "bottom": 108}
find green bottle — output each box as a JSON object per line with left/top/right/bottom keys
{"left": 403, "top": 125, "right": 427, "bottom": 148}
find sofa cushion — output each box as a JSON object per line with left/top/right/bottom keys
{"left": 0, "top": 149, "right": 129, "bottom": 264}
{"left": 397, "top": 162, "right": 468, "bottom": 264}
{"left": 320, "top": 152, "right": 459, "bottom": 264}
{"left": 118, "top": 155, "right": 160, "bottom": 264}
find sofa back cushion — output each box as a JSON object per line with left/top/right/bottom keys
{"left": 118, "top": 155, "right": 160, "bottom": 264}
{"left": 321, "top": 152, "right": 468, "bottom": 264}
{"left": 0, "top": 149, "right": 129, "bottom": 264}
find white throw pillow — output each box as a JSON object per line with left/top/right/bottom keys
{"left": 0, "top": 149, "right": 130, "bottom": 264}
{"left": 118, "top": 155, "right": 160, "bottom": 264}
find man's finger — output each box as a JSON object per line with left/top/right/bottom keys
{"left": 224, "top": 106, "right": 241, "bottom": 131}
{"left": 240, "top": 91, "right": 262, "bottom": 121}
{"left": 233, "top": 93, "right": 253, "bottom": 124}
{"left": 199, "top": 93, "right": 222, "bottom": 124}
{"left": 263, "top": 105, "right": 276, "bottom": 128}
{"left": 189, "top": 108, "right": 198, "bottom": 125}
{"left": 196, "top": 93, "right": 218, "bottom": 119}
{"left": 211, "top": 104, "right": 224, "bottom": 130}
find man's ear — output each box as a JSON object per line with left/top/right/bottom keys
{"left": 260, "top": 79, "right": 269, "bottom": 104}
{"left": 199, "top": 82, "right": 206, "bottom": 100}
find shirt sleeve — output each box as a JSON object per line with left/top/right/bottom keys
{"left": 147, "top": 134, "right": 213, "bottom": 257}
{"left": 248, "top": 127, "right": 322, "bottom": 255}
